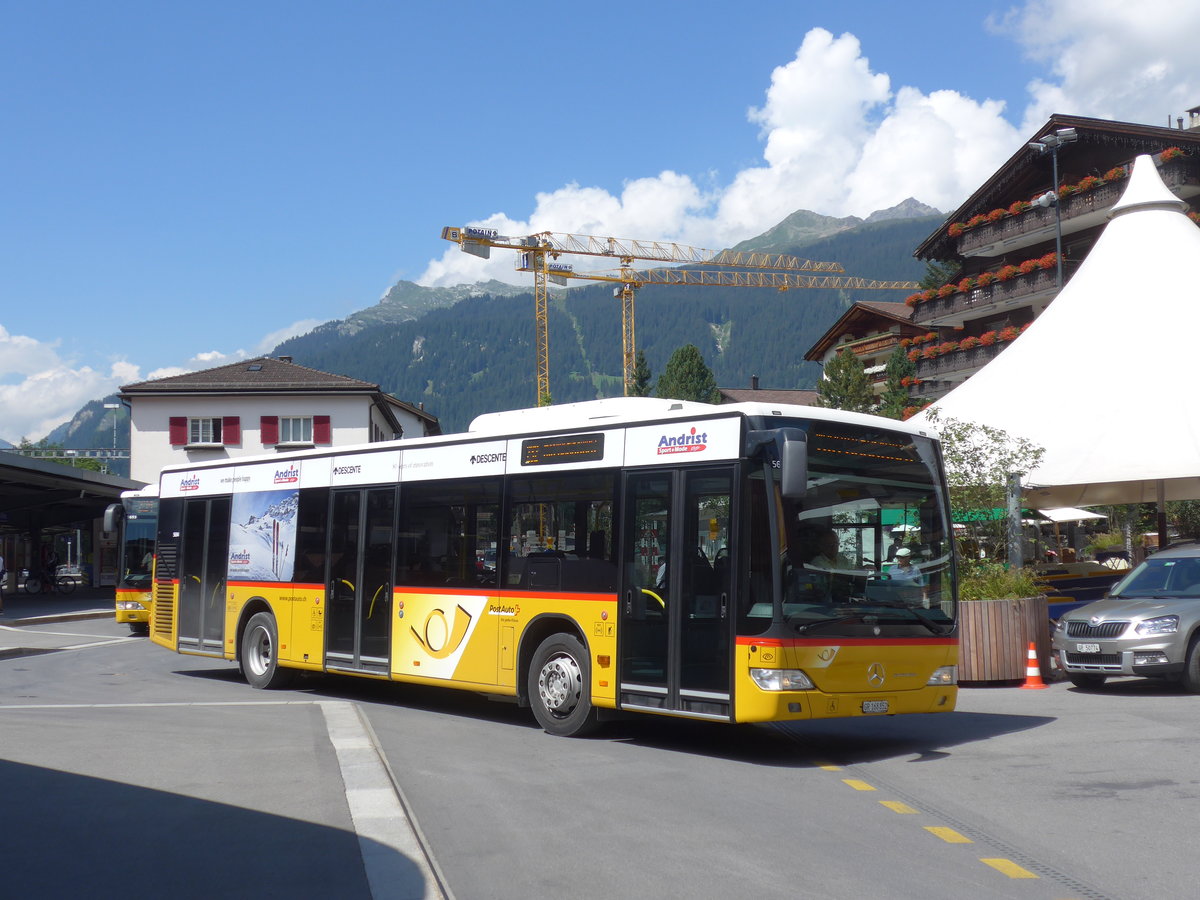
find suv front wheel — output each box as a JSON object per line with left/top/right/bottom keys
{"left": 1181, "top": 636, "right": 1200, "bottom": 693}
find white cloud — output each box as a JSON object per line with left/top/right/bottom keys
{"left": 998, "top": 0, "right": 1200, "bottom": 131}
{"left": 0, "top": 325, "right": 138, "bottom": 443}
{"left": 419, "top": 27, "right": 1020, "bottom": 288}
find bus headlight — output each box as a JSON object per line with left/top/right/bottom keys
{"left": 117, "top": 600, "right": 144, "bottom": 610}
{"left": 927, "top": 666, "right": 957, "bottom": 685}
{"left": 750, "top": 668, "right": 815, "bottom": 691}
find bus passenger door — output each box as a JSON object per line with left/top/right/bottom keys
{"left": 619, "top": 468, "right": 734, "bottom": 720}
{"left": 325, "top": 487, "right": 394, "bottom": 673}
{"left": 177, "top": 496, "right": 230, "bottom": 656}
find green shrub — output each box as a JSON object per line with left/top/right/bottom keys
{"left": 958, "top": 560, "right": 1043, "bottom": 602}
{"left": 1084, "top": 531, "right": 1125, "bottom": 556}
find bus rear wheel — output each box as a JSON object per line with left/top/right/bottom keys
{"left": 528, "top": 634, "right": 599, "bottom": 737}
{"left": 240, "top": 612, "right": 295, "bottom": 690}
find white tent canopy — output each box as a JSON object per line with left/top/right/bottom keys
{"left": 1037, "top": 507, "right": 1108, "bottom": 523}
{"left": 914, "top": 155, "right": 1200, "bottom": 509}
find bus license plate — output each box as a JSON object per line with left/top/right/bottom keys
{"left": 862, "top": 700, "right": 889, "bottom": 714}
{"left": 1076, "top": 643, "right": 1101, "bottom": 653}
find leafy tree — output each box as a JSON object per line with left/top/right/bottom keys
{"left": 630, "top": 350, "right": 652, "bottom": 397}
{"left": 16, "top": 437, "right": 105, "bottom": 472}
{"left": 815, "top": 349, "right": 873, "bottom": 413}
{"left": 655, "top": 344, "right": 720, "bottom": 403}
{"left": 926, "top": 411, "right": 1044, "bottom": 556}
{"left": 879, "top": 345, "right": 916, "bottom": 419}
{"left": 1168, "top": 500, "right": 1200, "bottom": 540}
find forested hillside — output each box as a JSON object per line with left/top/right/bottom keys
{"left": 274, "top": 214, "right": 940, "bottom": 432}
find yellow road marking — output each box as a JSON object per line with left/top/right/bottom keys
{"left": 981, "top": 858, "right": 1039, "bottom": 879}
{"left": 879, "top": 801, "right": 919, "bottom": 814}
{"left": 925, "top": 826, "right": 972, "bottom": 844}
{"left": 842, "top": 779, "right": 876, "bottom": 791}
{"left": 816, "top": 763, "right": 842, "bottom": 771}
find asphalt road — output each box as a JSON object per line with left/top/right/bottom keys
{"left": 3, "top": 616, "right": 1199, "bottom": 899}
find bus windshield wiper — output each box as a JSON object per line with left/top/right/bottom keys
{"left": 863, "top": 600, "right": 953, "bottom": 635}
{"left": 794, "top": 614, "right": 865, "bottom": 634}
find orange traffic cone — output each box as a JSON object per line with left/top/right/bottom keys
{"left": 1020, "top": 642, "right": 1047, "bottom": 689}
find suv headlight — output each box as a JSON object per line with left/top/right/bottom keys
{"left": 750, "top": 668, "right": 815, "bottom": 691}
{"left": 1136, "top": 615, "right": 1179, "bottom": 636}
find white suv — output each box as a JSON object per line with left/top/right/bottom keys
{"left": 1052, "top": 544, "right": 1200, "bottom": 691}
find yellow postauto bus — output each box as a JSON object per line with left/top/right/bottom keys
{"left": 104, "top": 487, "right": 158, "bottom": 635}
{"left": 149, "top": 397, "right": 957, "bottom": 736}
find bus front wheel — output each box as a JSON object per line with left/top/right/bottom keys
{"left": 240, "top": 612, "right": 295, "bottom": 690}
{"left": 528, "top": 634, "right": 598, "bottom": 737}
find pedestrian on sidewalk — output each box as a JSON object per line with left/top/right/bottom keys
{"left": 0, "top": 550, "right": 6, "bottom": 615}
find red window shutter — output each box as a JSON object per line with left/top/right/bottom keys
{"left": 222, "top": 416, "right": 241, "bottom": 445}
{"left": 314, "top": 415, "right": 331, "bottom": 444}
{"left": 169, "top": 417, "right": 187, "bottom": 445}
{"left": 260, "top": 416, "right": 278, "bottom": 445}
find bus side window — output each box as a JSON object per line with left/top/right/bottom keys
{"left": 293, "top": 488, "right": 329, "bottom": 584}
{"left": 506, "top": 471, "right": 618, "bottom": 593}
{"left": 397, "top": 479, "right": 500, "bottom": 588}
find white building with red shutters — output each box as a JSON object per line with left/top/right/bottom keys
{"left": 120, "top": 356, "right": 439, "bottom": 484}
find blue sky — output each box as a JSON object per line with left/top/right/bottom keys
{"left": 2, "top": 0, "right": 1198, "bottom": 441}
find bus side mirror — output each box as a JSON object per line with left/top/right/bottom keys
{"left": 103, "top": 502, "right": 124, "bottom": 534}
{"left": 777, "top": 429, "right": 808, "bottom": 499}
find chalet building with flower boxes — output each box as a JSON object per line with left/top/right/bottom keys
{"left": 802, "top": 301, "right": 925, "bottom": 400}
{"left": 904, "top": 112, "right": 1200, "bottom": 405}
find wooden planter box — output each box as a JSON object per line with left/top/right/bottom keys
{"left": 958, "top": 596, "right": 1050, "bottom": 684}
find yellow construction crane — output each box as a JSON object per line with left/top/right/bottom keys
{"left": 441, "top": 226, "right": 845, "bottom": 405}
{"left": 512, "top": 259, "right": 920, "bottom": 394}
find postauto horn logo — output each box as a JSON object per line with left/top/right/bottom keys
{"left": 657, "top": 426, "right": 708, "bottom": 456}
{"left": 274, "top": 464, "right": 300, "bottom": 484}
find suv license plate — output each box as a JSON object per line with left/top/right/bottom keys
{"left": 862, "top": 700, "right": 889, "bottom": 714}
{"left": 1076, "top": 643, "right": 1101, "bottom": 653}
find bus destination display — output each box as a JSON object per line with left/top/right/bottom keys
{"left": 520, "top": 433, "right": 605, "bottom": 467}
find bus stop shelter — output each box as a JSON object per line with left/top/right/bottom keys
{"left": 0, "top": 452, "right": 144, "bottom": 592}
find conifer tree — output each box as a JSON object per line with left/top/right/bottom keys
{"left": 630, "top": 350, "right": 652, "bottom": 397}
{"left": 815, "top": 349, "right": 873, "bottom": 413}
{"left": 655, "top": 344, "right": 720, "bottom": 403}
{"left": 879, "top": 345, "right": 916, "bottom": 419}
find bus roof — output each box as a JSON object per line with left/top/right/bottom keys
{"left": 157, "top": 398, "right": 937, "bottom": 480}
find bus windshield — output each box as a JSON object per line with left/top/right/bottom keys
{"left": 744, "top": 417, "right": 955, "bottom": 638}
{"left": 120, "top": 497, "right": 157, "bottom": 589}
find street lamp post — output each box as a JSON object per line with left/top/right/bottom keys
{"left": 1028, "top": 127, "right": 1078, "bottom": 290}
{"left": 103, "top": 401, "right": 120, "bottom": 475}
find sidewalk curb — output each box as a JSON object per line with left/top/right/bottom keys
{"left": 0, "top": 610, "right": 112, "bottom": 628}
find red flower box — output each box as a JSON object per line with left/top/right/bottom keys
{"left": 979, "top": 331, "right": 997, "bottom": 346}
